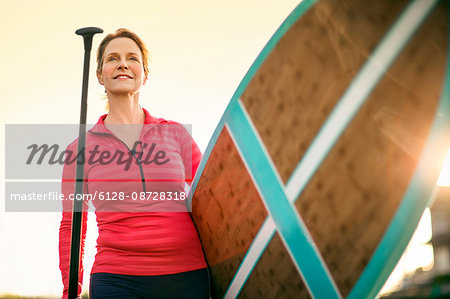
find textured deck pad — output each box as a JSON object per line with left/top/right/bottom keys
{"left": 240, "top": 232, "right": 311, "bottom": 298}
{"left": 191, "top": 0, "right": 449, "bottom": 298}
{"left": 292, "top": 3, "right": 448, "bottom": 296}
{"left": 191, "top": 128, "right": 268, "bottom": 298}
{"left": 242, "top": 0, "right": 410, "bottom": 183}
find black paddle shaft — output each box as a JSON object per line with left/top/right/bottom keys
{"left": 68, "top": 27, "right": 103, "bottom": 299}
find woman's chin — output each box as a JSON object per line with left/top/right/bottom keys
{"left": 106, "top": 89, "right": 140, "bottom": 97}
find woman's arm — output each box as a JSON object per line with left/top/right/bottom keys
{"left": 180, "top": 125, "right": 203, "bottom": 187}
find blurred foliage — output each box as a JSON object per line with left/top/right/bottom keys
{"left": 0, "top": 295, "right": 58, "bottom": 299}
{"left": 0, "top": 291, "right": 89, "bottom": 299}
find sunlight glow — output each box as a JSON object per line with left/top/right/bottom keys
{"left": 437, "top": 148, "right": 450, "bottom": 186}
{"left": 380, "top": 208, "right": 434, "bottom": 294}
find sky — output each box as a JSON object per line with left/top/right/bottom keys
{"left": 0, "top": 0, "right": 301, "bottom": 296}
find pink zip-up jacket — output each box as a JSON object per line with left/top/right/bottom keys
{"left": 58, "top": 108, "right": 206, "bottom": 298}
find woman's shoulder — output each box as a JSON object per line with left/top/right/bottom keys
{"left": 147, "top": 113, "right": 185, "bottom": 131}
{"left": 155, "top": 116, "right": 179, "bottom": 125}
{"left": 143, "top": 107, "right": 178, "bottom": 125}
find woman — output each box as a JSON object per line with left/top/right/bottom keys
{"left": 59, "top": 28, "right": 210, "bottom": 299}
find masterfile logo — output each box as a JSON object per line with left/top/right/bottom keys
{"left": 4, "top": 123, "right": 194, "bottom": 213}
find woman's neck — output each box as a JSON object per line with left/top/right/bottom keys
{"left": 104, "top": 93, "right": 145, "bottom": 125}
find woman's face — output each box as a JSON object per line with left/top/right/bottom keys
{"left": 97, "top": 37, "right": 147, "bottom": 96}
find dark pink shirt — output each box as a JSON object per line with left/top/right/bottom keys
{"left": 58, "top": 108, "right": 206, "bottom": 298}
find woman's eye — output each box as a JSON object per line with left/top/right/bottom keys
{"left": 107, "top": 57, "right": 116, "bottom": 62}
{"left": 130, "top": 57, "right": 139, "bottom": 61}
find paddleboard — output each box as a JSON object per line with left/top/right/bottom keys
{"left": 189, "top": 0, "right": 450, "bottom": 298}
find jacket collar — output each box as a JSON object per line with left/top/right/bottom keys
{"left": 88, "top": 107, "right": 167, "bottom": 135}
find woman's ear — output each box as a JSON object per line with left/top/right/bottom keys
{"left": 143, "top": 73, "right": 148, "bottom": 86}
{"left": 97, "top": 71, "right": 104, "bottom": 85}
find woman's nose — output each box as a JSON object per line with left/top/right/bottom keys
{"left": 117, "top": 59, "right": 128, "bottom": 70}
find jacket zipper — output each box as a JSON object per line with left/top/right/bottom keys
{"left": 88, "top": 131, "right": 147, "bottom": 193}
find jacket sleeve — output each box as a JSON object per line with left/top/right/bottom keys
{"left": 180, "top": 125, "right": 202, "bottom": 186}
{"left": 59, "top": 143, "right": 89, "bottom": 299}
